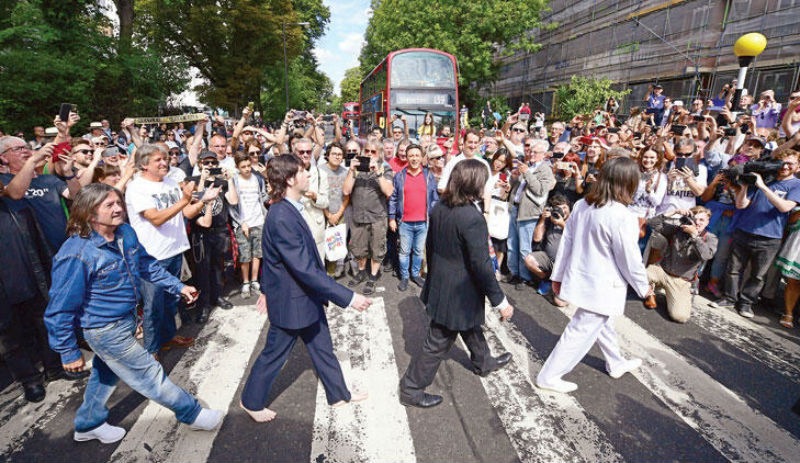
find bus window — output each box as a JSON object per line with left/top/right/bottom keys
{"left": 391, "top": 52, "right": 456, "bottom": 88}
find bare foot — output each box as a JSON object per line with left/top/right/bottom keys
{"left": 240, "top": 401, "right": 277, "bottom": 422}
{"left": 332, "top": 389, "right": 369, "bottom": 408}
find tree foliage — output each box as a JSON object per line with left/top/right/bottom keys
{"left": 359, "top": 0, "right": 546, "bottom": 106}
{"left": 339, "top": 67, "right": 362, "bottom": 104}
{"left": 554, "top": 76, "right": 631, "bottom": 120}
{"left": 0, "top": 0, "right": 187, "bottom": 135}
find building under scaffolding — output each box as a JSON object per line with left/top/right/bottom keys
{"left": 492, "top": 0, "right": 800, "bottom": 116}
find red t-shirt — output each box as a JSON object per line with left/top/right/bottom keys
{"left": 389, "top": 156, "right": 407, "bottom": 173}
{"left": 402, "top": 170, "right": 427, "bottom": 222}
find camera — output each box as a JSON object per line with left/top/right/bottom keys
{"left": 545, "top": 206, "right": 563, "bottom": 220}
{"left": 679, "top": 214, "right": 695, "bottom": 226}
{"left": 720, "top": 158, "right": 784, "bottom": 186}
{"left": 723, "top": 127, "right": 737, "bottom": 137}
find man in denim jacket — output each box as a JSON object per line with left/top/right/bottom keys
{"left": 44, "top": 183, "right": 222, "bottom": 444}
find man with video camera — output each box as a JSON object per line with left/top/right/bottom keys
{"left": 644, "top": 207, "right": 717, "bottom": 323}
{"left": 717, "top": 150, "right": 800, "bottom": 318}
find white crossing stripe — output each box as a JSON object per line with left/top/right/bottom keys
{"left": 310, "top": 297, "right": 416, "bottom": 463}
{"left": 109, "top": 305, "right": 266, "bottom": 462}
{"left": 557, "top": 304, "right": 800, "bottom": 462}
{"left": 464, "top": 308, "right": 624, "bottom": 463}
{"left": 691, "top": 295, "right": 800, "bottom": 383}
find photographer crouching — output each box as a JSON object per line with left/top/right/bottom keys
{"left": 644, "top": 207, "right": 718, "bottom": 323}
{"left": 524, "top": 194, "right": 570, "bottom": 305}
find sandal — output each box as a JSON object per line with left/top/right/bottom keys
{"left": 780, "top": 314, "right": 794, "bottom": 329}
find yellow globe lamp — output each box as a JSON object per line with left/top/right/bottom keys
{"left": 731, "top": 33, "right": 767, "bottom": 110}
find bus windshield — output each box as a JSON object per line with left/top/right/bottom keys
{"left": 390, "top": 52, "right": 456, "bottom": 88}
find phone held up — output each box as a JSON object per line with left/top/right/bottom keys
{"left": 356, "top": 156, "right": 371, "bottom": 173}
{"left": 59, "top": 103, "right": 76, "bottom": 122}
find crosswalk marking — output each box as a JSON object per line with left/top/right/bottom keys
{"left": 478, "top": 309, "right": 625, "bottom": 463}
{"left": 557, "top": 304, "right": 800, "bottom": 462}
{"left": 691, "top": 295, "right": 800, "bottom": 383}
{"left": 311, "top": 297, "right": 416, "bottom": 463}
{"left": 109, "top": 304, "right": 266, "bottom": 463}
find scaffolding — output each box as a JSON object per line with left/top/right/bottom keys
{"left": 492, "top": 0, "right": 800, "bottom": 115}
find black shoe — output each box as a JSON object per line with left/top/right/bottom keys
{"left": 363, "top": 279, "right": 377, "bottom": 296}
{"left": 400, "top": 393, "right": 443, "bottom": 409}
{"left": 410, "top": 276, "right": 425, "bottom": 288}
{"left": 507, "top": 275, "right": 522, "bottom": 285}
{"left": 738, "top": 304, "right": 755, "bottom": 319}
{"left": 195, "top": 307, "right": 209, "bottom": 323}
{"left": 398, "top": 279, "right": 409, "bottom": 292}
{"left": 23, "top": 383, "right": 45, "bottom": 403}
{"left": 348, "top": 270, "right": 367, "bottom": 287}
{"left": 215, "top": 297, "right": 233, "bottom": 310}
{"left": 473, "top": 352, "right": 513, "bottom": 377}
{"left": 63, "top": 370, "right": 90, "bottom": 380}
{"left": 382, "top": 262, "right": 394, "bottom": 274}
{"left": 44, "top": 368, "right": 65, "bottom": 382}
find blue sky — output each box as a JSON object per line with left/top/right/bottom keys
{"left": 313, "top": 0, "right": 371, "bottom": 95}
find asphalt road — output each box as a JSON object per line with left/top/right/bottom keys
{"left": 2, "top": 271, "right": 799, "bottom": 463}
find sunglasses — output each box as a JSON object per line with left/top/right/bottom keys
{"left": 169, "top": 151, "right": 180, "bottom": 156}
{"left": 512, "top": 128, "right": 527, "bottom": 133}
{"left": 297, "top": 149, "right": 312, "bottom": 155}
{"left": 75, "top": 149, "right": 92, "bottom": 155}
{"left": 346, "top": 150, "right": 360, "bottom": 154}
{"left": 202, "top": 161, "right": 219, "bottom": 166}
{"left": 248, "top": 151, "right": 260, "bottom": 155}
{"left": 676, "top": 152, "right": 693, "bottom": 157}
{"left": 364, "top": 149, "right": 378, "bottom": 154}
{"left": 95, "top": 142, "right": 107, "bottom": 146}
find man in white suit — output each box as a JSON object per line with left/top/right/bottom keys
{"left": 536, "top": 157, "right": 653, "bottom": 394}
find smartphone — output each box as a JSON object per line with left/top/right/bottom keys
{"left": 208, "top": 167, "right": 223, "bottom": 176}
{"left": 555, "top": 161, "right": 571, "bottom": 170}
{"left": 247, "top": 101, "right": 254, "bottom": 111}
{"left": 693, "top": 115, "right": 704, "bottom": 122}
{"left": 516, "top": 153, "right": 526, "bottom": 163}
{"left": 499, "top": 172, "right": 508, "bottom": 182}
{"left": 59, "top": 103, "right": 74, "bottom": 122}
{"left": 607, "top": 127, "right": 620, "bottom": 134}
{"left": 356, "top": 156, "right": 371, "bottom": 172}
{"left": 633, "top": 132, "right": 642, "bottom": 138}
{"left": 671, "top": 124, "right": 686, "bottom": 135}
{"left": 723, "top": 127, "right": 737, "bottom": 136}
{"left": 675, "top": 157, "right": 688, "bottom": 171}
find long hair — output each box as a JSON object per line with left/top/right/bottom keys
{"left": 585, "top": 156, "right": 640, "bottom": 208}
{"left": 442, "top": 159, "right": 488, "bottom": 207}
{"left": 66, "top": 183, "right": 124, "bottom": 238}
{"left": 266, "top": 154, "right": 303, "bottom": 201}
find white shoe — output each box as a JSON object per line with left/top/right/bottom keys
{"left": 608, "top": 358, "right": 642, "bottom": 379}
{"left": 535, "top": 379, "right": 578, "bottom": 394}
{"left": 74, "top": 422, "right": 126, "bottom": 443}
{"left": 188, "top": 408, "right": 223, "bottom": 431}
{"left": 250, "top": 281, "right": 260, "bottom": 292}
{"left": 241, "top": 282, "right": 251, "bottom": 299}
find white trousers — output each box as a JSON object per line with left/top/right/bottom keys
{"left": 537, "top": 308, "right": 627, "bottom": 384}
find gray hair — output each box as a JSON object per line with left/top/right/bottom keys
{"left": 675, "top": 137, "right": 696, "bottom": 153}
{"left": 606, "top": 147, "right": 632, "bottom": 159}
{"left": 0, "top": 136, "right": 25, "bottom": 154}
{"left": 136, "top": 143, "right": 166, "bottom": 169}
{"left": 528, "top": 138, "right": 549, "bottom": 152}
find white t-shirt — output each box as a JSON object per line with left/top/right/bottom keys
{"left": 236, "top": 174, "right": 265, "bottom": 228}
{"left": 656, "top": 161, "right": 708, "bottom": 215}
{"left": 125, "top": 177, "right": 190, "bottom": 260}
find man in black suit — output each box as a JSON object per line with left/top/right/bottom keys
{"left": 240, "top": 155, "right": 372, "bottom": 422}
{"left": 399, "top": 159, "right": 515, "bottom": 409}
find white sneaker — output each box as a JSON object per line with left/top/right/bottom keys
{"left": 250, "top": 281, "right": 260, "bottom": 292}
{"left": 535, "top": 378, "right": 578, "bottom": 394}
{"left": 188, "top": 408, "right": 223, "bottom": 431}
{"left": 608, "top": 358, "right": 642, "bottom": 379}
{"left": 74, "top": 422, "right": 126, "bottom": 443}
{"left": 241, "top": 282, "right": 251, "bottom": 299}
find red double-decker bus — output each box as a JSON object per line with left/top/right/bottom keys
{"left": 359, "top": 48, "right": 459, "bottom": 143}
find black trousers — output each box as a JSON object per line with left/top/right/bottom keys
{"left": 191, "top": 228, "right": 227, "bottom": 309}
{"left": 724, "top": 229, "right": 782, "bottom": 307}
{"left": 400, "top": 320, "right": 492, "bottom": 401}
{"left": 0, "top": 296, "right": 61, "bottom": 385}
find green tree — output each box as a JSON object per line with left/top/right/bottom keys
{"left": 554, "top": 76, "right": 631, "bottom": 120}
{"left": 359, "top": 0, "right": 546, "bottom": 106}
{"left": 339, "top": 66, "right": 362, "bottom": 104}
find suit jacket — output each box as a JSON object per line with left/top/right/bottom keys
{"left": 299, "top": 165, "right": 329, "bottom": 245}
{"left": 421, "top": 201, "right": 505, "bottom": 331}
{"left": 550, "top": 199, "right": 650, "bottom": 317}
{"left": 510, "top": 161, "right": 556, "bottom": 221}
{"left": 260, "top": 199, "right": 352, "bottom": 330}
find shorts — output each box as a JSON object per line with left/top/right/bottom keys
{"left": 525, "top": 251, "right": 554, "bottom": 275}
{"left": 349, "top": 219, "right": 388, "bottom": 261}
{"left": 234, "top": 225, "right": 263, "bottom": 263}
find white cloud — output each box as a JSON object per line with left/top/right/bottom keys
{"left": 338, "top": 33, "right": 364, "bottom": 56}
{"left": 317, "top": 0, "right": 370, "bottom": 95}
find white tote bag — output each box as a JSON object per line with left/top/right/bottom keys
{"left": 324, "top": 224, "right": 348, "bottom": 261}
{"left": 487, "top": 199, "right": 510, "bottom": 240}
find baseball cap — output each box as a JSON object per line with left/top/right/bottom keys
{"left": 90, "top": 122, "right": 103, "bottom": 129}
{"left": 165, "top": 141, "right": 179, "bottom": 150}
{"left": 746, "top": 136, "right": 766, "bottom": 147}
{"left": 198, "top": 149, "right": 217, "bottom": 160}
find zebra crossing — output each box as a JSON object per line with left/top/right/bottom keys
{"left": 1, "top": 284, "right": 800, "bottom": 462}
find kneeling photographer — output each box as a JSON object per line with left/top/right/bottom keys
{"left": 524, "top": 194, "right": 570, "bottom": 304}
{"left": 718, "top": 150, "right": 800, "bottom": 319}
{"left": 645, "top": 206, "right": 717, "bottom": 323}
{"left": 189, "top": 150, "right": 239, "bottom": 322}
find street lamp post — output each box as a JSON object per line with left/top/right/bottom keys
{"left": 282, "top": 21, "right": 310, "bottom": 112}
{"left": 730, "top": 33, "right": 767, "bottom": 111}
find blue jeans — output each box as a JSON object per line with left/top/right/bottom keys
{"left": 507, "top": 206, "right": 536, "bottom": 282}
{"left": 398, "top": 221, "right": 427, "bottom": 280}
{"left": 75, "top": 315, "right": 200, "bottom": 432}
{"left": 139, "top": 254, "right": 182, "bottom": 353}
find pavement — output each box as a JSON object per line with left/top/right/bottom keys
{"left": 2, "top": 270, "right": 800, "bottom": 462}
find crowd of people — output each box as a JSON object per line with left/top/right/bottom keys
{"left": 1, "top": 79, "right": 800, "bottom": 434}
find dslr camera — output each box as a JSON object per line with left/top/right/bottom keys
{"left": 720, "top": 158, "right": 783, "bottom": 187}
{"left": 544, "top": 206, "right": 563, "bottom": 220}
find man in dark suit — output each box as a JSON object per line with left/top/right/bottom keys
{"left": 240, "top": 155, "right": 372, "bottom": 422}
{"left": 399, "top": 159, "right": 515, "bottom": 409}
